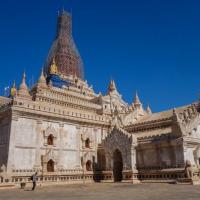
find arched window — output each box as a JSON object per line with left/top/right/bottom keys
{"left": 86, "top": 160, "right": 92, "bottom": 171}
{"left": 47, "top": 159, "right": 54, "bottom": 172}
{"left": 47, "top": 134, "right": 54, "bottom": 145}
{"left": 85, "top": 138, "right": 90, "bottom": 148}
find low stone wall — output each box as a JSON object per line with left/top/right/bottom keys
{"left": 0, "top": 168, "right": 200, "bottom": 187}
{"left": 136, "top": 168, "right": 186, "bottom": 180}
{"left": 94, "top": 168, "right": 200, "bottom": 184}
{"left": 0, "top": 172, "right": 94, "bottom": 188}
{"left": 93, "top": 171, "right": 113, "bottom": 182}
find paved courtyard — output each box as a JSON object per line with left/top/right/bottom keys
{"left": 0, "top": 183, "right": 200, "bottom": 200}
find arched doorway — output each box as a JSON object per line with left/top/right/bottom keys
{"left": 47, "top": 159, "right": 54, "bottom": 172}
{"left": 113, "top": 149, "right": 123, "bottom": 182}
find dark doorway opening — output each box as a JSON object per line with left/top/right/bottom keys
{"left": 113, "top": 149, "right": 123, "bottom": 182}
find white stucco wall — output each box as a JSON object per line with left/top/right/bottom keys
{"left": 63, "top": 124, "right": 77, "bottom": 149}
{"left": 62, "top": 151, "right": 78, "bottom": 169}
{"left": 14, "top": 148, "right": 36, "bottom": 169}
{"left": 15, "top": 118, "right": 37, "bottom": 147}
{"left": 5, "top": 113, "right": 106, "bottom": 172}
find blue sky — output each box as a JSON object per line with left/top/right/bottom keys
{"left": 0, "top": 0, "right": 200, "bottom": 112}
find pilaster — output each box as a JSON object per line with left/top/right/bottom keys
{"left": 76, "top": 125, "right": 81, "bottom": 168}
{"left": 57, "top": 123, "right": 64, "bottom": 169}
{"left": 34, "top": 120, "right": 43, "bottom": 170}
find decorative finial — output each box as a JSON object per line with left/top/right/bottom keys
{"left": 146, "top": 104, "right": 152, "bottom": 114}
{"left": 22, "top": 72, "right": 26, "bottom": 84}
{"left": 18, "top": 71, "right": 31, "bottom": 98}
{"left": 10, "top": 80, "right": 17, "bottom": 97}
{"left": 40, "top": 68, "right": 45, "bottom": 79}
{"left": 13, "top": 80, "right": 16, "bottom": 88}
{"left": 50, "top": 57, "right": 58, "bottom": 75}
{"left": 37, "top": 68, "right": 47, "bottom": 88}
{"left": 134, "top": 91, "right": 141, "bottom": 105}
{"left": 173, "top": 108, "right": 181, "bottom": 122}
{"left": 133, "top": 91, "right": 142, "bottom": 110}
{"left": 108, "top": 79, "right": 116, "bottom": 92}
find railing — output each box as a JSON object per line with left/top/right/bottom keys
{"left": 95, "top": 169, "right": 189, "bottom": 182}
{"left": 0, "top": 168, "right": 199, "bottom": 186}
{"left": 0, "top": 172, "right": 94, "bottom": 185}
{"left": 93, "top": 171, "right": 113, "bottom": 182}
{"left": 137, "top": 164, "right": 184, "bottom": 171}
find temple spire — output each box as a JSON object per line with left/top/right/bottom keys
{"left": 146, "top": 104, "right": 152, "bottom": 114}
{"left": 40, "top": 68, "right": 45, "bottom": 81}
{"left": 18, "top": 72, "right": 31, "bottom": 98}
{"left": 108, "top": 79, "right": 116, "bottom": 93}
{"left": 134, "top": 91, "right": 141, "bottom": 107}
{"left": 56, "top": 10, "right": 72, "bottom": 39}
{"left": 37, "top": 68, "right": 47, "bottom": 88}
{"left": 21, "top": 72, "right": 27, "bottom": 88}
{"left": 45, "top": 10, "right": 84, "bottom": 80}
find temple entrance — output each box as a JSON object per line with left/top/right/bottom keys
{"left": 113, "top": 149, "right": 123, "bottom": 182}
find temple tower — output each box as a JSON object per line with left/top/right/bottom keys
{"left": 45, "top": 11, "right": 84, "bottom": 80}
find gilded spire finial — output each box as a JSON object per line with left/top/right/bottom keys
{"left": 10, "top": 80, "right": 17, "bottom": 97}
{"left": 50, "top": 57, "right": 58, "bottom": 75}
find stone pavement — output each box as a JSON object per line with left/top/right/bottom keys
{"left": 0, "top": 183, "right": 200, "bottom": 200}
